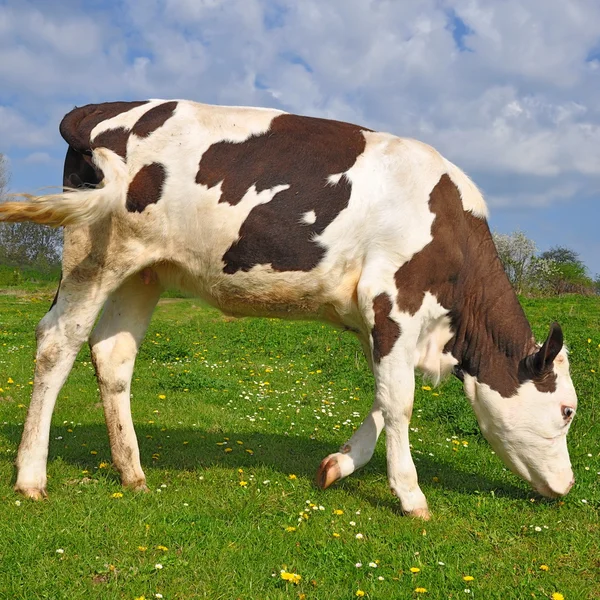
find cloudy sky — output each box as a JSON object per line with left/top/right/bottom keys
{"left": 1, "top": 0, "right": 599, "bottom": 274}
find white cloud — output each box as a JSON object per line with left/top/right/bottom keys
{"left": 488, "top": 181, "right": 582, "bottom": 208}
{"left": 1, "top": 0, "right": 599, "bottom": 271}
{"left": 23, "top": 152, "right": 54, "bottom": 165}
{"left": 0, "top": 106, "right": 54, "bottom": 148}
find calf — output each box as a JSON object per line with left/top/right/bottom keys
{"left": 0, "top": 100, "right": 577, "bottom": 518}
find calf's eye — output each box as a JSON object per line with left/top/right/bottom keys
{"left": 561, "top": 406, "right": 574, "bottom": 420}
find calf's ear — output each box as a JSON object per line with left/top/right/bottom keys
{"left": 531, "top": 322, "right": 563, "bottom": 375}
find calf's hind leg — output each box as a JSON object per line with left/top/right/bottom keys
{"left": 89, "top": 274, "right": 162, "bottom": 490}
{"left": 15, "top": 280, "right": 114, "bottom": 499}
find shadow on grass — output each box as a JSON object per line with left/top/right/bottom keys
{"left": 1, "top": 422, "right": 531, "bottom": 509}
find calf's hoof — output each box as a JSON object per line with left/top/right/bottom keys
{"left": 123, "top": 479, "right": 149, "bottom": 492}
{"left": 403, "top": 507, "right": 431, "bottom": 521}
{"left": 316, "top": 455, "right": 342, "bottom": 489}
{"left": 15, "top": 486, "right": 48, "bottom": 501}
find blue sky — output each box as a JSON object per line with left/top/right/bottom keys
{"left": 1, "top": 0, "right": 599, "bottom": 275}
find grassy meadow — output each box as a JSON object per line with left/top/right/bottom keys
{"left": 0, "top": 284, "right": 598, "bottom": 599}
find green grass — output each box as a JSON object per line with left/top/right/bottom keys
{"left": 0, "top": 264, "right": 61, "bottom": 291}
{"left": 0, "top": 290, "right": 598, "bottom": 599}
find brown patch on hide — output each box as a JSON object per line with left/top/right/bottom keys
{"left": 92, "top": 127, "right": 130, "bottom": 159}
{"left": 126, "top": 163, "right": 166, "bottom": 213}
{"left": 371, "top": 293, "right": 401, "bottom": 363}
{"left": 394, "top": 174, "right": 556, "bottom": 397}
{"left": 518, "top": 363, "right": 558, "bottom": 393}
{"left": 196, "top": 113, "right": 369, "bottom": 273}
{"left": 59, "top": 101, "right": 148, "bottom": 154}
{"left": 131, "top": 101, "right": 178, "bottom": 137}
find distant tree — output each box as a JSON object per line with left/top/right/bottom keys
{"left": 539, "top": 245, "right": 594, "bottom": 295}
{"left": 540, "top": 246, "right": 580, "bottom": 265}
{"left": 0, "top": 154, "right": 63, "bottom": 270}
{"left": 492, "top": 231, "right": 551, "bottom": 294}
{"left": 493, "top": 232, "right": 595, "bottom": 296}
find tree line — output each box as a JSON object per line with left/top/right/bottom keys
{"left": 492, "top": 231, "right": 599, "bottom": 296}
{"left": 0, "top": 154, "right": 62, "bottom": 271}
{"left": 0, "top": 153, "right": 598, "bottom": 295}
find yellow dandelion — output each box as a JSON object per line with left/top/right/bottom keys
{"left": 156, "top": 545, "right": 168, "bottom": 551}
{"left": 551, "top": 594, "right": 564, "bottom": 600}
{"left": 540, "top": 564, "right": 549, "bottom": 571}
{"left": 333, "top": 509, "right": 344, "bottom": 515}
{"left": 288, "top": 474, "right": 297, "bottom": 480}
{"left": 138, "top": 546, "right": 147, "bottom": 552}
{"left": 356, "top": 591, "right": 365, "bottom": 598}
{"left": 239, "top": 481, "right": 248, "bottom": 487}
{"left": 415, "top": 588, "right": 427, "bottom": 594}
{"left": 245, "top": 449, "right": 254, "bottom": 454}
{"left": 90, "top": 450, "right": 98, "bottom": 455}
{"left": 421, "top": 385, "right": 431, "bottom": 391}
{"left": 111, "top": 492, "right": 123, "bottom": 498}
{"left": 99, "top": 462, "right": 109, "bottom": 469}
{"left": 7, "top": 377, "right": 14, "bottom": 384}
{"left": 410, "top": 567, "right": 421, "bottom": 573}
{"left": 225, "top": 448, "right": 233, "bottom": 453}
{"left": 236, "top": 440, "right": 243, "bottom": 445}
{"left": 158, "top": 394, "right": 166, "bottom": 399}
{"left": 463, "top": 575, "right": 474, "bottom": 582}
{"left": 285, "top": 526, "right": 296, "bottom": 532}
{"left": 280, "top": 570, "right": 302, "bottom": 584}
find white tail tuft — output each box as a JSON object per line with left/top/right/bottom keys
{"left": 0, "top": 148, "right": 126, "bottom": 227}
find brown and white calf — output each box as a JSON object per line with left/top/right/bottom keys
{"left": 0, "top": 100, "right": 577, "bottom": 518}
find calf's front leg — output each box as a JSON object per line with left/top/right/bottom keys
{"left": 318, "top": 355, "right": 429, "bottom": 519}
{"left": 317, "top": 404, "right": 385, "bottom": 488}
{"left": 89, "top": 275, "right": 161, "bottom": 490}
{"left": 376, "top": 353, "right": 430, "bottom": 519}
{"left": 317, "top": 288, "right": 429, "bottom": 518}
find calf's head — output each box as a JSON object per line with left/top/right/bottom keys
{"left": 463, "top": 323, "right": 577, "bottom": 498}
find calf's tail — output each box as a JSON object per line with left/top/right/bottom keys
{"left": 0, "top": 148, "right": 126, "bottom": 228}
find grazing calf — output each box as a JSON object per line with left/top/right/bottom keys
{"left": 0, "top": 100, "right": 577, "bottom": 518}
